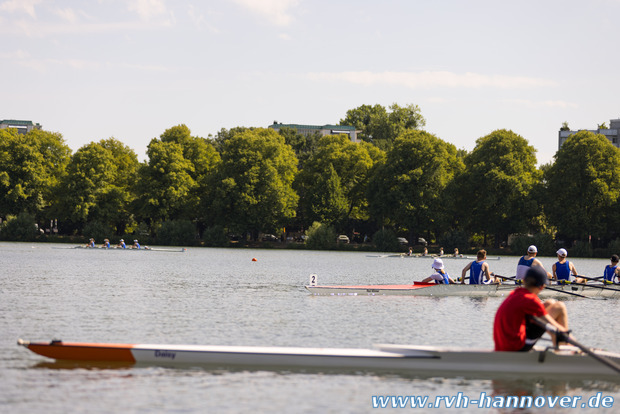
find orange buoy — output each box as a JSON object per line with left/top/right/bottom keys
{"left": 252, "top": 257, "right": 257, "bottom": 262}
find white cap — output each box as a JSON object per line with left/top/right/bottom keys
{"left": 432, "top": 258, "right": 444, "bottom": 270}
{"left": 557, "top": 248, "right": 568, "bottom": 257}
{"left": 527, "top": 245, "right": 537, "bottom": 253}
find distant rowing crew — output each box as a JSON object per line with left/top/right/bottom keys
{"left": 85, "top": 238, "right": 148, "bottom": 250}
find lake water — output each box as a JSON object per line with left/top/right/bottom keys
{"left": 1, "top": 242, "right": 619, "bottom": 413}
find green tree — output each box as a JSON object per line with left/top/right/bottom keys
{"left": 0, "top": 213, "right": 39, "bottom": 241}
{"left": 0, "top": 128, "right": 71, "bottom": 220}
{"left": 455, "top": 129, "right": 540, "bottom": 247}
{"left": 156, "top": 219, "right": 197, "bottom": 246}
{"left": 367, "top": 130, "right": 462, "bottom": 242}
{"left": 55, "top": 138, "right": 139, "bottom": 234}
{"left": 340, "top": 103, "right": 425, "bottom": 150}
{"left": 277, "top": 126, "right": 320, "bottom": 168}
{"left": 159, "top": 125, "right": 221, "bottom": 230}
{"left": 134, "top": 139, "right": 195, "bottom": 227}
{"left": 297, "top": 163, "right": 348, "bottom": 226}
{"left": 294, "top": 135, "right": 385, "bottom": 228}
{"left": 135, "top": 125, "right": 220, "bottom": 231}
{"left": 212, "top": 128, "right": 298, "bottom": 239}
{"left": 305, "top": 221, "right": 337, "bottom": 250}
{"left": 372, "top": 228, "right": 399, "bottom": 252}
{"left": 544, "top": 131, "right": 620, "bottom": 243}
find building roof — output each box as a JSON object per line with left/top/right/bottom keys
{"left": 0, "top": 119, "right": 35, "bottom": 126}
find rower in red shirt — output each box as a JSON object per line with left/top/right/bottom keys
{"left": 494, "top": 266, "right": 570, "bottom": 351}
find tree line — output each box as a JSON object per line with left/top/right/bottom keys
{"left": 1, "top": 103, "right": 620, "bottom": 255}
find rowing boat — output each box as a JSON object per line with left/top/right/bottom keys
{"left": 17, "top": 339, "right": 620, "bottom": 378}
{"left": 373, "top": 254, "right": 501, "bottom": 260}
{"left": 52, "top": 246, "right": 187, "bottom": 252}
{"left": 305, "top": 282, "right": 620, "bottom": 298}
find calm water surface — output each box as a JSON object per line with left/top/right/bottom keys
{"left": 1, "top": 242, "right": 618, "bottom": 413}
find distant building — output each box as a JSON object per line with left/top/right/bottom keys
{"left": 559, "top": 118, "right": 620, "bottom": 149}
{"left": 269, "top": 122, "right": 359, "bottom": 143}
{"left": 0, "top": 119, "right": 42, "bottom": 134}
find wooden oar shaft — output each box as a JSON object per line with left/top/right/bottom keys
{"left": 532, "top": 316, "right": 620, "bottom": 375}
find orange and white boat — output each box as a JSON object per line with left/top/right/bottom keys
{"left": 18, "top": 339, "right": 620, "bottom": 378}
{"left": 305, "top": 281, "right": 620, "bottom": 298}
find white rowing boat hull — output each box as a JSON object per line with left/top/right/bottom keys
{"left": 18, "top": 340, "right": 620, "bottom": 378}
{"left": 305, "top": 283, "right": 620, "bottom": 298}
{"left": 53, "top": 246, "right": 187, "bottom": 252}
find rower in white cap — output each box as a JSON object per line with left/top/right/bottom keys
{"left": 420, "top": 258, "right": 455, "bottom": 284}
{"left": 515, "top": 245, "right": 550, "bottom": 283}
{"left": 552, "top": 248, "right": 584, "bottom": 284}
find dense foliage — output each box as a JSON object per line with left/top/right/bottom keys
{"left": 2, "top": 107, "right": 620, "bottom": 254}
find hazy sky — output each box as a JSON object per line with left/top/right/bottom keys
{"left": 2, "top": 0, "right": 619, "bottom": 164}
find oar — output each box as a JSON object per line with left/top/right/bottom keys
{"left": 494, "top": 274, "right": 516, "bottom": 281}
{"left": 532, "top": 316, "right": 620, "bottom": 375}
{"left": 495, "top": 275, "right": 605, "bottom": 299}
{"left": 543, "top": 285, "right": 605, "bottom": 300}
{"left": 576, "top": 275, "right": 604, "bottom": 282}
{"left": 568, "top": 282, "right": 620, "bottom": 293}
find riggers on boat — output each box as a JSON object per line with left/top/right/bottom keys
{"left": 17, "top": 339, "right": 620, "bottom": 378}
{"left": 305, "top": 282, "right": 620, "bottom": 298}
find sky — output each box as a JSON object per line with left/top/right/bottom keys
{"left": 1, "top": 0, "right": 619, "bottom": 164}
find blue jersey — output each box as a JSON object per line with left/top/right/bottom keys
{"left": 516, "top": 256, "right": 534, "bottom": 280}
{"left": 469, "top": 260, "right": 485, "bottom": 284}
{"left": 554, "top": 261, "right": 571, "bottom": 283}
{"left": 103, "top": 241, "right": 110, "bottom": 248}
{"left": 604, "top": 265, "right": 618, "bottom": 283}
{"left": 435, "top": 270, "right": 450, "bottom": 284}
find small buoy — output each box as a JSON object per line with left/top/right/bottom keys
{"left": 252, "top": 257, "right": 257, "bottom": 262}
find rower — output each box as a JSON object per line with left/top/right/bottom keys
{"left": 132, "top": 239, "right": 141, "bottom": 249}
{"left": 101, "top": 238, "right": 110, "bottom": 249}
{"left": 552, "top": 248, "right": 582, "bottom": 284}
{"left": 603, "top": 255, "right": 620, "bottom": 284}
{"left": 86, "top": 238, "right": 95, "bottom": 248}
{"left": 515, "top": 245, "right": 550, "bottom": 284}
{"left": 117, "top": 239, "right": 126, "bottom": 249}
{"left": 494, "top": 266, "right": 570, "bottom": 352}
{"left": 420, "top": 258, "right": 455, "bottom": 284}
{"left": 460, "top": 249, "right": 497, "bottom": 284}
